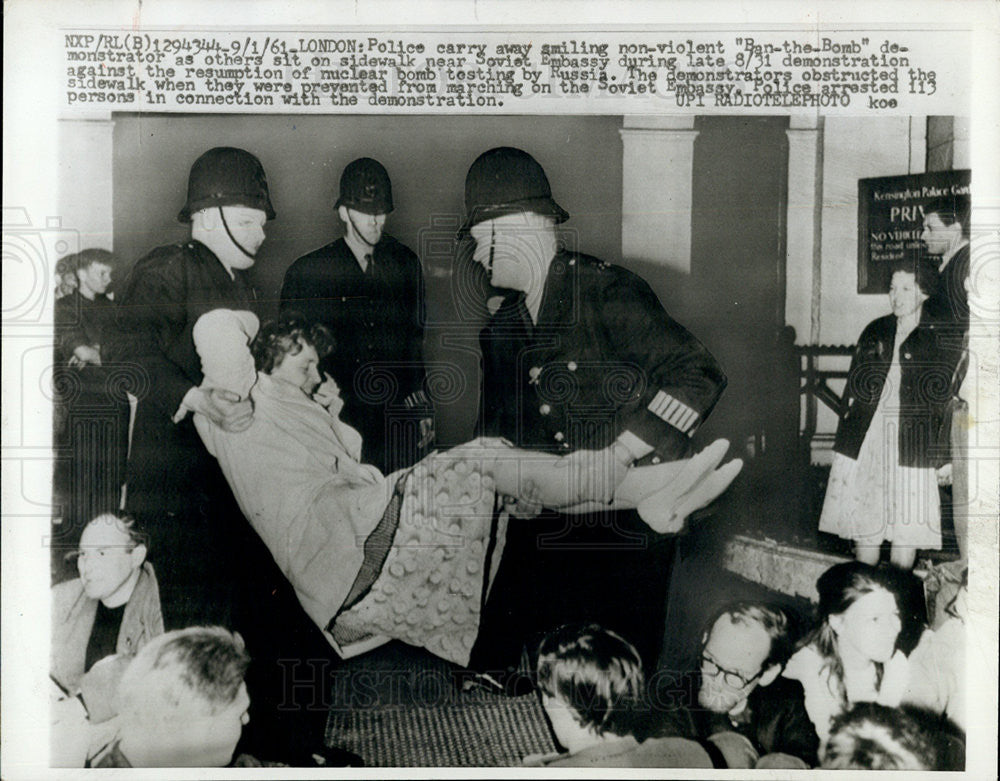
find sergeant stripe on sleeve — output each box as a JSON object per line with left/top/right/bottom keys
{"left": 404, "top": 389, "right": 430, "bottom": 409}
{"left": 648, "top": 390, "right": 700, "bottom": 434}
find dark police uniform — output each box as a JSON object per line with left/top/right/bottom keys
{"left": 53, "top": 290, "right": 130, "bottom": 548}
{"left": 472, "top": 251, "right": 727, "bottom": 673}
{"left": 119, "top": 239, "right": 339, "bottom": 762}
{"left": 117, "top": 240, "right": 258, "bottom": 628}
{"left": 280, "top": 234, "right": 430, "bottom": 473}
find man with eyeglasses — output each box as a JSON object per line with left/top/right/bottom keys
{"left": 689, "top": 602, "right": 818, "bottom": 769}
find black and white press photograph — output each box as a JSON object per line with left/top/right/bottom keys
{"left": 3, "top": 3, "right": 998, "bottom": 778}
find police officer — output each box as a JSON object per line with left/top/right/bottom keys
{"left": 117, "top": 146, "right": 273, "bottom": 629}
{"left": 463, "top": 147, "right": 728, "bottom": 678}
{"left": 117, "top": 149, "right": 360, "bottom": 766}
{"left": 281, "top": 157, "right": 432, "bottom": 474}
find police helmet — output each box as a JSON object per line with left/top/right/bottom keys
{"left": 459, "top": 147, "right": 568, "bottom": 237}
{"left": 177, "top": 147, "right": 276, "bottom": 223}
{"left": 335, "top": 157, "right": 394, "bottom": 215}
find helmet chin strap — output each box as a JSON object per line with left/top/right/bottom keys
{"left": 218, "top": 206, "right": 257, "bottom": 260}
{"left": 487, "top": 223, "right": 495, "bottom": 274}
{"left": 346, "top": 210, "right": 379, "bottom": 249}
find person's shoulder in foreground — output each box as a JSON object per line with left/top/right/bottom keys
{"left": 525, "top": 622, "right": 713, "bottom": 768}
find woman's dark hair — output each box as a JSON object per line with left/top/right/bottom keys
{"left": 801, "top": 562, "right": 903, "bottom": 708}
{"left": 889, "top": 257, "right": 940, "bottom": 299}
{"left": 250, "top": 315, "right": 335, "bottom": 374}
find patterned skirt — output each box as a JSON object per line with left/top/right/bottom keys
{"left": 331, "top": 443, "right": 507, "bottom": 666}
{"left": 819, "top": 403, "right": 941, "bottom": 550}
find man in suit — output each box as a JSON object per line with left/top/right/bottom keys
{"left": 921, "top": 195, "right": 970, "bottom": 329}
{"left": 920, "top": 196, "right": 972, "bottom": 557}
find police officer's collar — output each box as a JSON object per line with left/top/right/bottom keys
{"left": 186, "top": 240, "right": 253, "bottom": 287}
{"left": 534, "top": 250, "right": 576, "bottom": 327}
{"left": 343, "top": 231, "right": 381, "bottom": 270}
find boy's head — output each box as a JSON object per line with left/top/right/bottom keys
{"left": 536, "top": 623, "right": 645, "bottom": 748}
{"left": 59, "top": 249, "right": 115, "bottom": 299}
{"left": 822, "top": 702, "right": 938, "bottom": 770}
{"left": 115, "top": 626, "right": 251, "bottom": 767}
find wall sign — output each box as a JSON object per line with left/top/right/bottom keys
{"left": 857, "top": 169, "right": 971, "bottom": 294}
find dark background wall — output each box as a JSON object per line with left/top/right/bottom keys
{"left": 112, "top": 113, "right": 625, "bottom": 443}
{"left": 111, "top": 114, "right": 793, "bottom": 462}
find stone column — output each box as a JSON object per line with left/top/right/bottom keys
{"left": 619, "top": 116, "right": 698, "bottom": 273}
{"left": 58, "top": 112, "right": 115, "bottom": 249}
{"left": 784, "top": 115, "right": 823, "bottom": 346}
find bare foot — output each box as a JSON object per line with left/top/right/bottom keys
{"left": 637, "top": 455, "right": 743, "bottom": 534}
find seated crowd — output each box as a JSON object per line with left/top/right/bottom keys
{"left": 52, "top": 505, "right": 967, "bottom": 768}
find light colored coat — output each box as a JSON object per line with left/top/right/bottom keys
{"left": 196, "top": 373, "right": 392, "bottom": 632}
{"left": 51, "top": 562, "right": 163, "bottom": 693}
{"left": 782, "top": 643, "right": 910, "bottom": 742}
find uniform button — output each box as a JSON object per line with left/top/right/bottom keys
{"left": 567, "top": 361, "right": 577, "bottom": 371}
{"left": 539, "top": 404, "right": 551, "bottom": 415}
{"left": 554, "top": 431, "right": 565, "bottom": 442}
{"left": 652, "top": 456, "right": 661, "bottom": 464}
{"left": 904, "top": 352, "right": 912, "bottom": 359}
{"left": 561, "top": 442, "right": 570, "bottom": 450}
{"left": 341, "top": 296, "right": 347, "bottom": 302}
{"left": 528, "top": 366, "right": 542, "bottom": 384}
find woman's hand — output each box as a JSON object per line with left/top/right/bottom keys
{"left": 936, "top": 463, "right": 953, "bottom": 486}
{"left": 68, "top": 344, "right": 101, "bottom": 368}
{"left": 313, "top": 372, "right": 344, "bottom": 416}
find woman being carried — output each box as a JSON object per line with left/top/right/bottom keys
{"left": 191, "top": 311, "right": 742, "bottom": 666}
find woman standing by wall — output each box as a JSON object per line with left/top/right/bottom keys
{"left": 819, "top": 259, "right": 959, "bottom": 570}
